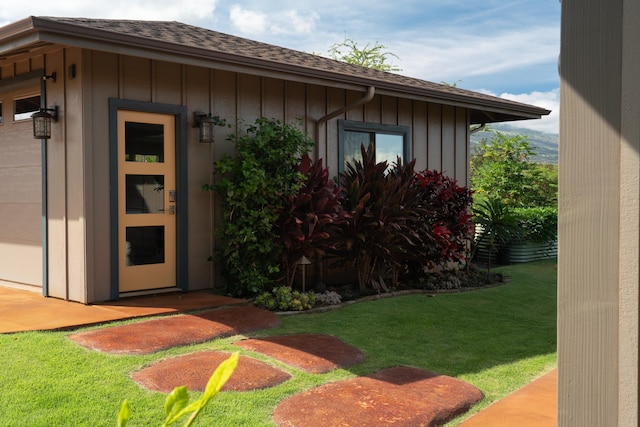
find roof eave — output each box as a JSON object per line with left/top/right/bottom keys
{"left": 15, "top": 17, "right": 550, "bottom": 123}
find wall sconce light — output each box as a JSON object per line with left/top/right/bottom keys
{"left": 193, "top": 112, "right": 217, "bottom": 143}
{"left": 32, "top": 106, "right": 59, "bottom": 139}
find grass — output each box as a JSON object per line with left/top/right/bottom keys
{"left": 0, "top": 260, "right": 556, "bottom": 426}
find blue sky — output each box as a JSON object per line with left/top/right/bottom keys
{"left": 1, "top": 1, "right": 561, "bottom": 133}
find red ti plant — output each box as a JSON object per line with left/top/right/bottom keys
{"left": 405, "top": 170, "right": 474, "bottom": 278}
{"left": 337, "top": 145, "right": 423, "bottom": 291}
{"left": 277, "top": 154, "right": 349, "bottom": 288}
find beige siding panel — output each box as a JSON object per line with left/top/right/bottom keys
{"left": 558, "top": 0, "right": 625, "bottom": 424}
{"left": 14, "top": 59, "right": 30, "bottom": 75}
{"left": 30, "top": 55, "right": 44, "bottom": 71}
{"left": 238, "top": 74, "right": 261, "bottom": 126}
{"left": 88, "top": 51, "right": 120, "bottom": 302}
{"left": 441, "top": 105, "right": 455, "bottom": 178}
{"left": 307, "top": 84, "right": 326, "bottom": 162}
{"left": 398, "top": 98, "right": 413, "bottom": 163}
{"left": 285, "top": 81, "right": 306, "bottom": 130}
{"left": 365, "top": 94, "right": 381, "bottom": 124}
{"left": 326, "top": 87, "right": 345, "bottom": 169}
{"left": 211, "top": 69, "right": 236, "bottom": 161}
{"left": 153, "top": 61, "right": 182, "bottom": 105}
{"left": 345, "top": 90, "right": 364, "bottom": 122}
{"left": 63, "top": 47, "right": 86, "bottom": 303}
{"left": 618, "top": 0, "right": 640, "bottom": 422}
{"left": 185, "top": 65, "right": 213, "bottom": 290}
{"left": 427, "top": 103, "right": 442, "bottom": 171}
{"left": 454, "top": 107, "right": 468, "bottom": 185}
{"left": 412, "top": 101, "right": 427, "bottom": 171}
{"left": 121, "top": 56, "right": 152, "bottom": 102}
{"left": 262, "top": 77, "right": 284, "bottom": 121}
{"left": 45, "top": 49, "right": 68, "bottom": 300}
{"left": 1, "top": 64, "right": 14, "bottom": 79}
{"left": 381, "top": 95, "right": 397, "bottom": 125}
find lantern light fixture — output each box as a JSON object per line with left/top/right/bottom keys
{"left": 32, "top": 106, "right": 59, "bottom": 139}
{"left": 193, "top": 112, "right": 217, "bottom": 143}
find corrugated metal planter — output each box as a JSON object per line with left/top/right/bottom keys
{"left": 508, "top": 239, "right": 558, "bottom": 263}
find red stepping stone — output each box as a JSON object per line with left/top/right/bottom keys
{"left": 68, "top": 306, "right": 280, "bottom": 354}
{"left": 234, "top": 333, "right": 364, "bottom": 373}
{"left": 273, "top": 366, "right": 483, "bottom": 427}
{"left": 131, "top": 351, "right": 291, "bottom": 392}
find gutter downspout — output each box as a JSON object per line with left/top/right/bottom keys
{"left": 314, "top": 86, "right": 375, "bottom": 159}
{"left": 40, "top": 72, "right": 49, "bottom": 297}
{"left": 470, "top": 123, "right": 486, "bottom": 134}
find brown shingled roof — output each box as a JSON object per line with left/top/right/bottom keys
{"left": 0, "top": 16, "right": 550, "bottom": 124}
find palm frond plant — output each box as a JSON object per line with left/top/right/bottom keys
{"left": 471, "top": 196, "right": 518, "bottom": 273}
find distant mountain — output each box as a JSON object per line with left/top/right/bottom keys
{"left": 470, "top": 123, "right": 559, "bottom": 164}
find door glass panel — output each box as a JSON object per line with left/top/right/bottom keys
{"left": 126, "top": 175, "right": 164, "bottom": 214}
{"left": 125, "top": 122, "right": 164, "bottom": 162}
{"left": 126, "top": 226, "right": 165, "bottom": 265}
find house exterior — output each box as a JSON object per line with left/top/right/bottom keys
{"left": 558, "top": 0, "right": 640, "bottom": 424}
{"left": 0, "top": 16, "right": 548, "bottom": 303}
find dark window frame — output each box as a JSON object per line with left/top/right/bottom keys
{"left": 338, "top": 120, "right": 411, "bottom": 175}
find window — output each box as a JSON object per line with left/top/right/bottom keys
{"left": 338, "top": 120, "right": 410, "bottom": 174}
{"left": 14, "top": 94, "right": 40, "bottom": 121}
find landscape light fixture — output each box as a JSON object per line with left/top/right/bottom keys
{"left": 193, "top": 111, "right": 217, "bottom": 143}
{"left": 32, "top": 106, "right": 58, "bottom": 139}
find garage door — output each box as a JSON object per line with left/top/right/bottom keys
{"left": 0, "top": 86, "right": 43, "bottom": 288}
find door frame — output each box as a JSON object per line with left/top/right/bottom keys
{"left": 108, "top": 98, "right": 188, "bottom": 299}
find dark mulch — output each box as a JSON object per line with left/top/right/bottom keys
{"left": 131, "top": 351, "right": 291, "bottom": 392}
{"left": 273, "top": 366, "right": 484, "bottom": 427}
{"left": 68, "top": 306, "right": 280, "bottom": 354}
{"left": 234, "top": 333, "right": 365, "bottom": 373}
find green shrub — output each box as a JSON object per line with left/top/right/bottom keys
{"left": 205, "top": 118, "right": 314, "bottom": 296}
{"left": 254, "top": 286, "right": 317, "bottom": 311}
{"left": 511, "top": 206, "right": 557, "bottom": 243}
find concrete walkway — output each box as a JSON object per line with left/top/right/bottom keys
{"left": 0, "top": 286, "right": 557, "bottom": 425}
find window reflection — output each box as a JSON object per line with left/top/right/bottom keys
{"left": 126, "top": 226, "right": 165, "bottom": 265}
{"left": 125, "top": 122, "right": 164, "bottom": 162}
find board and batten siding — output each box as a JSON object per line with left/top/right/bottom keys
{"left": 559, "top": 0, "right": 640, "bottom": 425}
{"left": 0, "top": 46, "right": 470, "bottom": 302}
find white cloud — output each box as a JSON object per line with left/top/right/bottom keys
{"left": 395, "top": 25, "right": 559, "bottom": 84}
{"left": 479, "top": 88, "right": 560, "bottom": 134}
{"left": 229, "top": 6, "right": 317, "bottom": 36}
{"left": 272, "top": 10, "right": 318, "bottom": 34}
{"left": 229, "top": 5, "right": 268, "bottom": 35}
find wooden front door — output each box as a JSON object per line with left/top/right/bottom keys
{"left": 117, "top": 110, "right": 176, "bottom": 293}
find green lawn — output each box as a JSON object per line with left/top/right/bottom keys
{"left": 0, "top": 260, "right": 557, "bottom": 426}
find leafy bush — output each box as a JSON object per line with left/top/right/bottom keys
{"left": 206, "top": 118, "right": 314, "bottom": 296}
{"left": 470, "top": 131, "right": 558, "bottom": 207}
{"left": 254, "top": 286, "right": 317, "bottom": 311}
{"left": 276, "top": 154, "right": 348, "bottom": 287}
{"left": 511, "top": 206, "right": 557, "bottom": 243}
